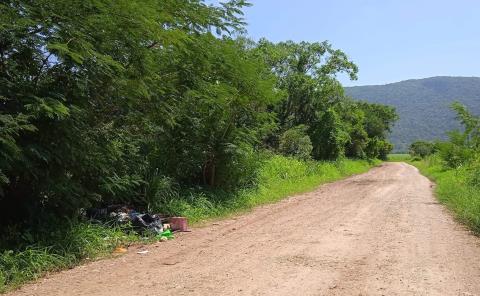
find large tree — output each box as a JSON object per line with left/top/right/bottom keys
{"left": 0, "top": 0, "right": 251, "bottom": 219}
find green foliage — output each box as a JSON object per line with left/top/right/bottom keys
{"left": 157, "top": 155, "right": 377, "bottom": 223}
{"left": 451, "top": 102, "right": 480, "bottom": 149}
{"left": 412, "top": 155, "right": 480, "bottom": 234}
{"left": 0, "top": 0, "right": 396, "bottom": 229}
{"left": 438, "top": 134, "right": 472, "bottom": 168}
{"left": 358, "top": 102, "right": 398, "bottom": 140}
{"left": 387, "top": 154, "right": 411, "bottom": 162}
{"left": 0, "top": 156, "right": 376, "bottom": 292}
{"left": 254, "top": 39, "right": 358, "bottom": 129}
{"left": 0, "top": 1, "right": 396, "bottom": 290}
{"left": 151, "top": 36, "right": 278, "bottom": 188}
{"left": 0, "top": 0, "right": 256, "bottom": 221}
{"left": 409, "top": 141, "right": 436, "bottom": 159}
{"left": 278, "top": 125, "right": 313, "bottom": 160}
{"left": 0, "top": 221, "right": 140, "bottom": 292}
{"left": 365, "top": 138, "right": 393, "bottom": 160}
{"left": 410, "top": 103, "right": 480, "bottom": 235}
{"left": 253, "top": 40, "right": 396, "bottom": 160}
{"left": 345, "top": 76, "right": 480, "bottom": 152}
{"left": 310, "top": 108, "right": 350, "bottom": 159}
{"left": 435, "top": 103, "right": 480, "bottom": 168}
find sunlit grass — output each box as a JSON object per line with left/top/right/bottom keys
{"left": 0, "top": 156, "right": 377, "bottom": 293}
{"left": 0, "top": 223, "right": 141, "bottom": 293}
{"left": 411, "top": 155, "right": 480, "bottom": 234}
{"left": 387, "top": 153, "right": 411, "bottom": 162}
{"left": 164, "top": 156, "right": 378, "bottom": 223}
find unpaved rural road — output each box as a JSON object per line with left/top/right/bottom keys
{"left": 9, "top": 162, "right": 480, "bottom": 296}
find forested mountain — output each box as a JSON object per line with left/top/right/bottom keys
{"left": 345, "top": 76, "right": 480, "bottom": 152}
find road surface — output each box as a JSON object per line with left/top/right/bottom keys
{"left": 9, "top": 162, "right": 480, "bottom": 296}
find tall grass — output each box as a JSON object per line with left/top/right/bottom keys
{"left": 0, "top": 223, "right": 140, "bottom": 293}
{"left": 160, "top": 156, "right": 378, "bottom": 223}
{"left": 411, "top": 155, "right": 480, "bottom": 234}
{"left": 0, "top": 156, "right": 377, "bottom": 293}
{"left": 387, "top": 153, "right": 411, "bottom": 162}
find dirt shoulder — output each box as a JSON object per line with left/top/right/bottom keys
{"left": 9, "top": 162, "right": 480, "bottom": 296}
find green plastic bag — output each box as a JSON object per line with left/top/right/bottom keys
{"left": 158, "top": 229, "right": 174, "bottom": 240}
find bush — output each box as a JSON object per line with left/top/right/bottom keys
{"left": 436, "top": 103, "right": 480, "bottom": 169}
{"left": 278, "top": 126, "right": 313, "bottom": 160}
{"left": 365, "top": 138, "right": 393, "bottom": 160}
{"left": 438, "top": 139, "right": 475, "bottom": 169}
{"left": 409, "top": 141, "right": 436, "bottom": 159}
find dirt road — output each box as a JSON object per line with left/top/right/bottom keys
{"left": 9, "top": 162, "right": 480, "bottom": 296}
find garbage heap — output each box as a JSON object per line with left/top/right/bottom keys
{"left": 86, "top": 205, "right": 188, "bottom": 237}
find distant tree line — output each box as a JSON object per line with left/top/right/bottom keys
{"left": 345, "top": 76, "right": 480, "bottom": 153}
{"left": 0, "top": 0, "right": 397, "bottom": 226}
{"left": 410, "top": 102, "right": 480, "bottom": 170}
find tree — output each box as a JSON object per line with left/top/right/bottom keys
{"left": 150, "top": 36, "right": 278, "bottom": 188}
{"left": 0, "top": 0, "right": 251, "bottom": 221}
{"left": 253, "top": 40, "right": 359, "bottom": 159}
{"left": 438, "top": 102, "right": 480, "bottom": 168}
{"left": 0, "top": 0, "right": 399, "bottom": 229}
{"left": 409, "top": 141, "right": 436, "bottom": 159}
{"left": 278, "top": 125, "right": 313, "bottom": 160}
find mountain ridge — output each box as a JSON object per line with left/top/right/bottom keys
{"left": 345, "top": 76, "right": 480, "bottom": 152}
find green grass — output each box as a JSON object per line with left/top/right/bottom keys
{"left": 0, "top": 223, "right": 143, "bottom": 293}
{"left": 0, "top": 156, "right": 377, "bottom": 293}
{"left": 410, "top": 155, "right": 480, "bottom": 234}
{"left": 387, "top": 153, "right": 411, "bottom": 162}
{"left": 162, "top": 156, "right": 379, "bottom": 223}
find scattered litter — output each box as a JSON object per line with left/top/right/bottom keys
{"left": 113, "top": 247, "right": 128, "bottom": 254}
{"left": 85, "top": 206, "right": 191, "bottom": 239}
{"left": 157, "top": 229, "right": 174, "bottom": 240}
{"left": 169, "top": 217, "right": 188, "bottom": 232}
{"left": 137, "top": 250, "right": 149, "bottom": 255}
{"left": 131, "top": 213, "right": 163, "bottom": 234}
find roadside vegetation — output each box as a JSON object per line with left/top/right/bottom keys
{"left": 0, "top": 223, "right": 141, "bottom": 292}
{"left": 387, "top": 154, "right": 411, "bottom": 162}
{"left": 409, "top": 103, "right": 480, "bottom": 234}
{"left": 0, "top": 156, "right": 377, "bottom": 292}
{"left": 345, "top": 76, "right": 480, "bottom": 152}
{"left": 169, "top": 156, "right": 378, "bottom": 223}
{"left": 0, "top": 0, "right": 396, "bottom": 292}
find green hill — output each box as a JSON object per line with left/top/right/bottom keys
{"left": 345, "top": 76, "right": 480, "bottom": 152}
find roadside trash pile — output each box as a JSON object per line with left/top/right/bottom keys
{"left": 86, "top": 205, "right": 188, "bottom": 240}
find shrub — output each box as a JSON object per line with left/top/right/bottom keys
{"left": 278, "top": 125, "right": 313, "bottom": 160}
{"left": 409, "top": 140, "right": 436, "bottom": 159}
{"left": 438, "top": 136, "right": 475, "bottom": 168}
{"left": 365, "top": 138, "right": 392, "bottom": 160}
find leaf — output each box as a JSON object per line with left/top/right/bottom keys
{"left": 48, "top": 43, "right": 85, "bottom": 64}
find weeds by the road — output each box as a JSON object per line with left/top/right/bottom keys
{"left": 0, "top": 156, "right": 377, "bottom": 293}
{"left": 411, "top": 155, "right": 480, "bottom": 234}
{"left": 164, "top": 156, "right": 378, "bottom": 223}
{"left": 0, "top": 223, "right": 141, "bottom": 293}
{"left": 387, "top": 154, "right": 411, "bottom": 162}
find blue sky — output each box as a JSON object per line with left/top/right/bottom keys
{"left": 241, "top": 0, "right": 480, "bottom": 86}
